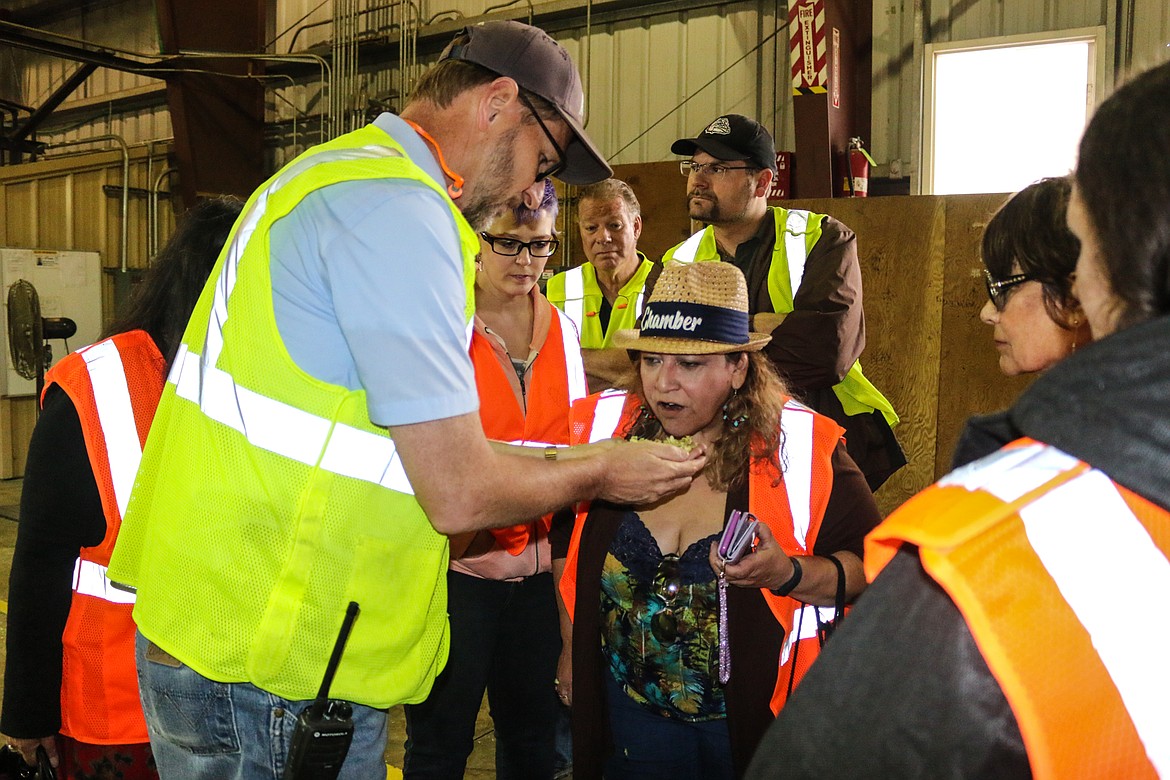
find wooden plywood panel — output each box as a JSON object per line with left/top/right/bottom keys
{"left": 0, "top": 398, "right": 36, "bottom": 479}
{"left": 35, "top": 175, "right": 72, "bottom": 250}
{"left": 5, "top": 182, "right": 37, "bottom": 247}
{"left": 936, "top": 194, "right": 1036, "bottom": 474}
{"left": 613, "top": 161, "right": 690, "bottom": 261}
{"left": 71, "top": 169, "right": 110, "bottom": 253}
{"left": 787, "top": 195, "right": 947, "bottom": 515}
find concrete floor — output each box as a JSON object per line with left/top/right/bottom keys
{"left": 0, "top": 477, "right": 503, "bottom": 778}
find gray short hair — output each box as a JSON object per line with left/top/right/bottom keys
{"left": 576, "top": 178, "right": 640, "bottom": 220}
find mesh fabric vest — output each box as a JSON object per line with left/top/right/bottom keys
{"left": 47, "top": 330, "right": 162, "bottom": 743}
{"left": 663, "top": 208, "right": 898, "bottom": 428}
{"left": 108, "top": 123, "right": 478, "bottom": 708}
{"left": 545, "top": 255, "right": 654, "bottom": 348}
{"left": 867, "top": 440, "right": 1169, "bottom": 778}
{"left": 561, "top": 390, "right": 845, "bottom": 714}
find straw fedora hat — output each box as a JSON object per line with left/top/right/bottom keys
{"left": 612, "top": 261, "right": 771, "bottom": 354}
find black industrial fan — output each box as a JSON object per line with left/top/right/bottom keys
{"left": 6, "top": 279, "right": 77, "bottom": 408}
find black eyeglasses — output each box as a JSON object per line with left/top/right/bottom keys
{"left": 649, "top": 554, "right": 683, "bottom": 645}
{"left": 480, "top": 232, "right": 560, "bottom": 258}
{"left": 680, "top": 161, "right": 757, "bottom": 177}
{"left": 983, "top": 269, "right": 1036, "bottom": 310}
{"left": 518, "top": 92, "right": 567, "bottom": 182}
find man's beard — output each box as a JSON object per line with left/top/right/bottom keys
{"left": 460, "top": 128, "right": 522, "bottom": 231}
{"left": 687, "top": 193, "right": 721, "bottom": 224}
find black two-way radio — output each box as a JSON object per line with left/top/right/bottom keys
{"left": 283, "top": 601, "right": 361, "bottom": 780}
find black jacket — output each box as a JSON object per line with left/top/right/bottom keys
{"left": 746, "top": 315, "right": 1170, "bottom": 778}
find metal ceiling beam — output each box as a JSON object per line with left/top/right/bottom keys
{"left": 8, "top": 62, "right": 98, "bottom": 143}
{"left": 0, "top": 22, "right": 167, "bottom": 75}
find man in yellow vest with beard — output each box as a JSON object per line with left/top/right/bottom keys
{"left": 663, "top": 114, "right": 904, "bottom": 491}
{"left": 108, "top": 21, "right": 705, "bottom": 779}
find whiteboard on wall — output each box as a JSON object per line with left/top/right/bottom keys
{"left": 1, "top": 248, "right": 103, "bottom": 397}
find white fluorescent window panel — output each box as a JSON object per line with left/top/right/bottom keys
{"left": 923, "top": 28, "right": 1104, "bottom": 195}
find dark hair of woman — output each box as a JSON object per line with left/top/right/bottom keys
{"left": 982, "top": 176, "right": 1080, "bottom": 327}
{"left": 1074, "top": 60, "right": 1170, "bottom": 329}
{"left": 101, "top": 195, "right": 242, "bottom": 369}
{"left": 622, "top": 351, "right": 788, "bottom": 491}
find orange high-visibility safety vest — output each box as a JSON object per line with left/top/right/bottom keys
{"left": 867, "top": 439, "right": 1170, "bottom": 779}
{"left": 469, "top": 304, "right": 587, "bottom": 554}
{"left": 43, "top": 330, "right": 163, "bottom": 744}
{"left": 561, "top": 390, "right": 845, "bottom": 713}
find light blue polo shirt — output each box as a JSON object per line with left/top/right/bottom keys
{"left": 268, "top": 112, "right": 478, "bottom": 428}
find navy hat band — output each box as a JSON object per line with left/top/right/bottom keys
{"left": 638, "top": 301, "right": 750, "bottom": 344}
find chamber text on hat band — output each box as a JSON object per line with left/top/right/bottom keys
{"left": 638, "top": 302, "right": 749, "bottom": 344}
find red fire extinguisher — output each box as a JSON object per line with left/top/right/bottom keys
{"left": 843, "top": 137, "right": 875, "bottom": 197}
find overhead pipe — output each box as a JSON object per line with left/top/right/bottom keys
{"left": 47, "top": 134, "right": 130, "bottom": 273}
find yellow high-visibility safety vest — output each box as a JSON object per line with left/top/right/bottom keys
{"left": 546, "top": 254, "right": 655, "bottom": 348}
{"left": 663, "top": 208, "right": 897, "bottom": 427}
{"left": 108, "top": 123, "right": 479, "bottom": 709}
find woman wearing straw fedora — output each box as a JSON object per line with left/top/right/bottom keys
{"left": 552, "top": 262, "right": 881, "bottom": 779}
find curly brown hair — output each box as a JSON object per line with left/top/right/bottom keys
{"left": 622, "top": 351, "right": 789, "bottom": 491}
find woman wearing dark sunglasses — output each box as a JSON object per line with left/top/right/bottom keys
{"left": 954, "top": 176, "right": 1092, "bottom": 467}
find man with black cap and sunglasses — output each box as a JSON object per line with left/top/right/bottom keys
{"left": 663, "top": 114, "right": 905, "bottom": 492}
{"left": 106, "top": 21, "right": 706, "bottom": 779}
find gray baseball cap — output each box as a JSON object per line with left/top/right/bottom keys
{"left": 439, "top": 21, "right": 612, "bottom": 185}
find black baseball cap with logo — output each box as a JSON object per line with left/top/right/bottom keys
{"left": 671, "top": 114, "right": 778, "bottom": 173}
{"left": 439, "top": 21, "right": 612, "bottom": 185}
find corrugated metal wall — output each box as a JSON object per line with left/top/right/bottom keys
{"left": 871, "top": 0, "right": 1170, "bottom": 177}
{"left": 555, "top": 1, "right": 788, "bottom": 167}
{"left": 0, "top": 147, "right": 177, "bottom": 317}
{"left": 7, "top": 0, "right": 1170, "bottom": 169}
{"left": 16, "top": 0, "right": 172, "bottom": 149}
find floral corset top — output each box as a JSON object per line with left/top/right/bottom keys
{"left": 599, "top": 510, "right": 724, "bottom": 721}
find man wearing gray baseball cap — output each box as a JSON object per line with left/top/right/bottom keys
{"left": 111, "top": 20, "right": 706, "bottom": 780}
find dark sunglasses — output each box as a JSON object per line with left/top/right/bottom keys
{"left": 983, "top": 269, "right": 1036, "bottom": 310}
{"left": 649, "top": 554, "right": 683, "bottom": 645}
{"left": 517, "top": 92, "right": 567, "bottom": 183}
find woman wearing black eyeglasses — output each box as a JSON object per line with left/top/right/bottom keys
{"left": 954, "top": 176, "right": 1092, "bottom": 467}
{"left": 402, "top": 180, "right": 583, "bottom": 779}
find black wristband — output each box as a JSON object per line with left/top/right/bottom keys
{"left": 772, "top": 556, "right": 803, "bottom": 597}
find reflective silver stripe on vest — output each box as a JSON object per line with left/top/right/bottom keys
{"left": 560, "top": 266, "right": 587, "bottom": 336}
{"left": 73, "top": 558, "right": 136, "bottom": 604}
{"left": 204, "top": 144, "right": 406, "bottom": 368}
{"left": 588, "top": 389, "right": 628, "bottom": 442}
{"left": 179, "top": 143, "right": 421, "bottom": 492}
{"left": 939, "top": 442, "right": 1078, "bottom": 503}
{"left": 780, "top": 400, "right": 814, "bottom": 551}
{"left": 782, "top": 210, "right": 811, "bottom": 295}
{"left": 77, "top": 340, "right": 142, "bottom": 517}
{"left": 781, "top": 603, "right": 837, "bottom": 665}
{"left": 1019, "top": 466, "right": 1170, "bottom": 773}
{"left": 671, "top": 230, "right": 706, "bottom": 264}
{"left": 555, "top": 306, "right": 589, "bottom": 403}
{"left": 170, "top": 344, "right": 415, "bottom": 494}
{"left": 772, "top": 399, "right": 826, "bottom": 668}
{"left": 504, "top": 439, "right": 563, "bottom": 448}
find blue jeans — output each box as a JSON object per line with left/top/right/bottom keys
{"left": 604, "top": 674, "right": 734, "bottom": 780}
{"left": 403, "top": 571, "right": 560, "bottom": 780}
{"left": 135, "top": 632, "right": 388, "bottom": 779}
